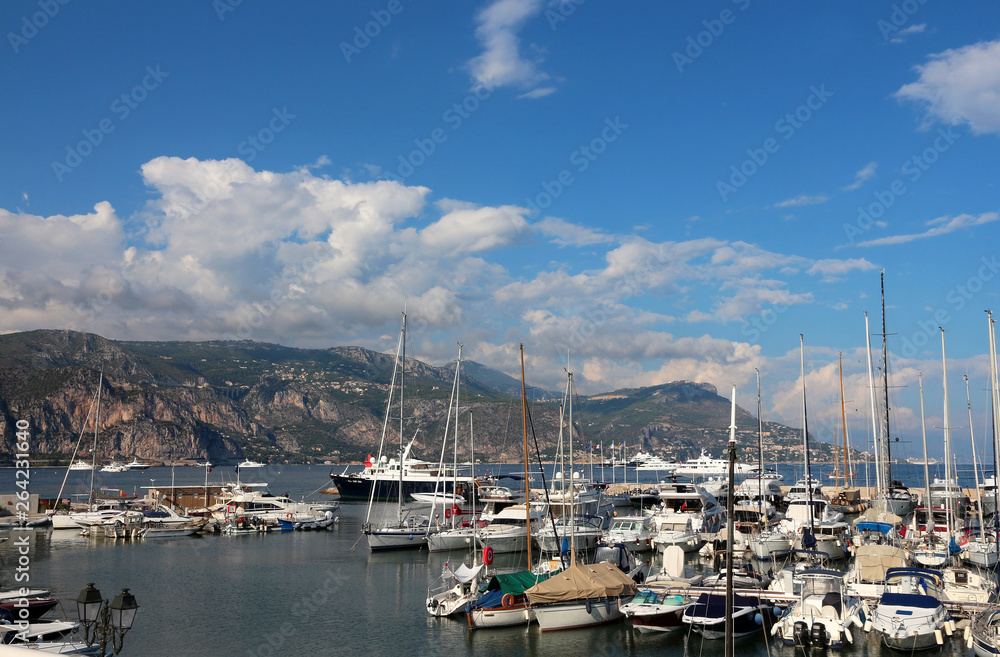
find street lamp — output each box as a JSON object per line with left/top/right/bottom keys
{"left": 75, "top": 583, "right": 139, "bottom": 655}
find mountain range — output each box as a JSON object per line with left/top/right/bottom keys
{"left": 0, "top": 329, "right": 840, "bottom": 466}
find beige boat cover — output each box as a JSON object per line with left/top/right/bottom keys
{"left": 524, "top": 562, "right": 638, "bottom": 604}
{"left": 853, "top": 544, "right": 909, "bottom": 582}
{"left": 853, "top": 507, "right": 902, "bottom": 527}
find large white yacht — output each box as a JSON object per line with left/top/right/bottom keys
{"left": 670, "top": 448, "right": 756, "bottom": 478}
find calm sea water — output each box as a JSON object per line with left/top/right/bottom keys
{"left": 0, "top": 462, "right": 982, "bottom": 657}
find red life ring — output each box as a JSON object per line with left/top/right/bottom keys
{"left": 286, "top": 512, "right": 293, "bottom": 519}
{"left": 445, "top": 508, "right": 451, "bottom": 519}
{"left": 483, "top": 546, "right": 494, "bottom": 565}
{"left": 501, "top": 593, "right": 514, "bottom": 608}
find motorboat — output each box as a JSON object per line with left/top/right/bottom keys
{"left": 478, "top": 504, "right": 545, "bottom": 554}
{"left": 654, "top": 481, "right": 725, "bottom": 535}
{"left": 844, "top": 543, "right": 910, "bottom": 598}
{"left": 68, "top": 461, "right": 92, "bottom": 471}
{"left": 535, "top": 514, "right": 605, "bottom": 553}
{"left": 599, "top": 515, "right": 655, "bottom": 553}
{"left": 125, "top": 458, "right": 151, "bottom": 471}
{"left": 771, "top": 569, "right": 862, "bottom": 650}
{"left": 869, "top": 568, "right": 952, "bottom": 651}
{"left": 100, "top": 461, "right": 128, "bottom": 473}
{"left": 682, "top": 591, "right": 774, "bottom": 639}
{"left": 236, "top": 459, "right": 264, "bottom": 469}
{"left": 620, "top": 590, "right": 689, "bottom": 633}
{"left": 969, "top": 607, "right": 1000, "bottom": 657}
{"left": 644, "top": 544, "right": 704, "bottom": 586}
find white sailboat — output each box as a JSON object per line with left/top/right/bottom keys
{"left": 364, "top": 312, "right": 434, "bottom": 551}
{"left": 526, "top": 369, "right": 637, "bottom": 631}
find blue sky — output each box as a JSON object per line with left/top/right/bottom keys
{"left": 2, "top": 1, "right": 1000, "bottom": 459}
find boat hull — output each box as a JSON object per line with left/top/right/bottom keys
{"left": 532, "top": 597, "right": 628, "bottom": 631}
{"left": 331, "top": 475, "right": 465, "bottom": 502}
{"left": 468, "top": 603, "right": 532, "bottom": 629}
{"left": 365, "top": 527, "right": 430, "bottom": 551}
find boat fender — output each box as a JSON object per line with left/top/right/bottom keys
{"left": 863, "top": 620, "right": 873, "bottom": 633}
{"left": 605, "top": 598, "right": 611, "bottom": 615}
{"left": 967, "top": 631, "right": 974, "bottom": 649}
{"left": 935, "top": 629, "right": 944, "bottom": 645}
{"left": 770, "top": 623, "right": 781, "bottom": 637}
{"left": 501, "top": 594, "right": 514, "bottom": 609}
{"left": 754, "top": 612, "right": 763, "bottom": 625}
{"left": 585, "top": 599, "right": 592, "bottom": 614}
{"left": 845, "top": 629, "right": 853, "bottom": 645}
{"left": 945, "top": 620, "right": 954, "bottom": 636}
{"left": 483, "top": 546, "right": 494, "bottom": 565}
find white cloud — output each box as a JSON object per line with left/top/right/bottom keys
{"left": 466, "top": 0, "right": 552, "bottom": 95}
{"left": 535, "top": 216, "right": 614, "bottom": 246}
{"left": 773, "top": 194, "right": 829, "bottom": 208}
{"left": 890, "top": 23, "right": 926, "bottom": 44}
{"left": 896, "top": 39, "right": 1000, "bottom": 134}
{"left": 841, "top": 161, "right": 878, "bottom": 191}
{"left": 807, "top": 258, "right": 877, "bottom": 281}
{"left": 855, "top": 212, "right": 998, "bottom": 247}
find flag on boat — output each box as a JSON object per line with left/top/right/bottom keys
{"left": 365, "top": 454, "right": 373, "bottom": 468}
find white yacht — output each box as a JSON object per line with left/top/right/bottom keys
{"left": 600, "top": 515, "right": 656, "bottom": 552}
{"left": 635, "top": 455, "right": 678, "bottom": 472}
{"left": 669, "top": 448, "right": 756, "bottom": 478}
{"left": 68, "top": 460, "right": 93, "bottom": 471}
{"left": 126, "top": 458, "right": 151, "bottom": 471}
{"left": 236, "top": 459, "right": 265, "bottom": 469}
{"left": 100, "top": 461, "right": 128, "bottom": 473}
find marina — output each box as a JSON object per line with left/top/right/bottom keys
{"left": 0, "top": 460, "right": 998, "bottom": 656}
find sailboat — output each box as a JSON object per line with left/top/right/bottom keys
{"left": 526, "top": 368, "right": 638, "bottom": 631}
{"left": 961, "top": 372, "right": 998, "bottom": 567}
{"left": 869, "top": 273, "right": 916, "bottom": 517}
{"left": 828, "top": 354, "right": 864, "bottom": 514}
{"left": 363, "top": 312, "right": 436, "bottom": 551}
{"left": 466, "top": 345, "right": 550, "bottom": 629}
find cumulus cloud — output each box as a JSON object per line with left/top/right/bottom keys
{"left": 535, "top": 216, "right": 615, "bottom": 247}
{"left": 855, "top": 212, "right": 998, "bottom": 247}
{"left": 466, "top": 0, "right": 552, "bottom": 95}
{"left": 896, "top": 39, "right": 1000, "bottom": 134}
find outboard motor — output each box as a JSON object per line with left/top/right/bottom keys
{"left": 793, "top": 620, "right": 810, "bottom": 647}
{"left": 811, "top": 622, "right": 828, "bottom": 648}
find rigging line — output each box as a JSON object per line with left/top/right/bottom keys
{"left": 54, "top": 380, "right": 102, "bottom": 511}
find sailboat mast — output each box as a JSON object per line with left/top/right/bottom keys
{"left": 918, "top": 373, "right": 932, "bottom": 538}
{"left": 865, "top": 312, "right": 883, "bottom": 501}
{"left": 756, "top": 369, "right": 763, "bottom": 510}
{"left": 398, "top": 312, "right": 406, "bottom": 521}
{"left": 519, "top": 344, "right": 533, "bottom": 570}
{"left": 567, "top": 370, "right": 576, "bottom": 567}
{"left": 89, "top": 368, "right": 104, "bottom": 511}
{"left": 724, "top": 384, "right": 737, "bottom": 657}
{"left": 838, "top": 354, "right": 847, "bottom": 486}
{"left": 801, "top": 335, "right": 815, "bottom": 539}
{"left": 965, "top": 374, "right": 986, "bottom": 541}
{"left": 940, "top": 328, "right": 953, "bottom": 544}
{"left": 881, "top": 272, "right": 893, "bottom": 486}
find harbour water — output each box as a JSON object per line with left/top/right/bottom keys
{"left": 0, "top": 461, "right": 988, "bottom": 657}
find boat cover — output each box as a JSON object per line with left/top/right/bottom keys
{"left": 483, "top": 571, "right": 548, "bottom": 595}
{"left": 452, "top": 564, "right": 483, "bottom": 584}
{"left": 854, "top": 507, "right": 902, "bottom": 527}
{"left": 879, "top": 592, "right": 943, "bottom": 609}
{"left": 853, "top": 544, "right": 909, "bottom": 581}
{"left": 524, "top": 562, "right": 637, "bottom": 604}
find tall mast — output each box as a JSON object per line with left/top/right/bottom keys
{"left": 838, "top": 353, "right": 854, "bottom": 488}
{"left": 965, "top": 374, "right": 985, "bottom": 544}
{"left": 881, "top": 271, "right": 893, "bottom": 486}
{"left": 865, "top": 312, "right": 883, "bottom": 502}
{"left": 940, "top": 328, "right": 953, "bottom": 544}
{"left": 724, "top": 384, "right": 737, "bottom": 657}
{"left": 918, "top": 372, "right": 932, "bottom": 538}
{"left": 801, "top": 335, "right": 815, "bottom": 542}
{"left": 398, "top": 311, "right": 406, "bottom": 522}
{"left": 568, "top": 370, "right": 576, "bottom": 567}
{"left": 89, "top": 367, "right": 104, "bottom": 511}
{"left": 519, "top": 344, "right": 532, "bottom": 570}
{"left": 756, "top": 369, "right": 764, "bottom": 512}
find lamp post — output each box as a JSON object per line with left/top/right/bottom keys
{"left": 76, "top": 583, "right": 139, "bottom": 655}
